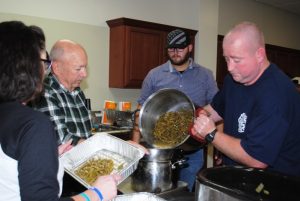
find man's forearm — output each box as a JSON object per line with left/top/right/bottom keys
{"left": 131, "top": 129, "right": 141, "bottom": 143}
{"left": 212, "top": 131, "right": 268, "bottom": 168}
{"left": 203, "top": 104, "right": 223, "bottom": 123}
{"left": 131, "top": 104, "right": 142, "bottom": 143}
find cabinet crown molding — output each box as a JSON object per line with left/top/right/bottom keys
{"left": 106, "top": 17, "right": 197, "bottom": 36}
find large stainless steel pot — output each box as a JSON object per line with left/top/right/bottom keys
{"left": 131, "top": 144, "right": 185, "bottom": 193}
{"left": 132, "top": 89, "right": 193, "bottom": 193}
{"left": 195, "top": 166, "right": 300, "bottom": 201}
{"left": 138, "top": 88, "right": 195, "bottom": 149}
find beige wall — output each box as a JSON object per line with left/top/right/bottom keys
{"left": 0, "top": 0, "right": 208, "bottom": 111}
{"left": 218, "top": 0, "right": 300, "bottom": 50}
{"left": 1, "top": 0, "right": 299, "bottom": 168}
{"left": 0, "top": 0, "right": 299, "bottom": 112}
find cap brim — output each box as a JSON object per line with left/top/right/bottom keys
{"left": 167, "top": 43, "right": 188, "bottom": 49}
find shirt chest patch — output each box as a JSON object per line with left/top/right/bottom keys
{"left": 238, "top": 113, "right": 247, "bottom": 133}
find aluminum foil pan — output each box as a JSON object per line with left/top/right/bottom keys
{"left": 112, "top": 192, "right": 167, "bottom": 201}
{"left": 60, "top": 132, "right": 144, "bottom": 188}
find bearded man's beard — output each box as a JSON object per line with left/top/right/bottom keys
{"left": 169, "top": 52, "right": 190, "bottom": 66}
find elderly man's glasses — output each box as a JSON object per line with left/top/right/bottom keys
{"left": 167, "top": 48, "right": 185, "bottom": 53}
{"left": 41, "top": 51, "right": 52, "bottom": 71}
{"left": 41, "top": 58, "right": 52, "bottom": 71}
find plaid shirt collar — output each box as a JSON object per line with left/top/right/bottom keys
{"left": 48, "top": 73, "right": 80, "bottom": 96}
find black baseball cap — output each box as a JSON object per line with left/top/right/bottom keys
{"left": 166, "top": 29, "right": 191, "bottom": 48}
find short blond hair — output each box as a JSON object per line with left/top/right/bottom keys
{"left": 224, "top": 21, "right": 265, "bottom": 51}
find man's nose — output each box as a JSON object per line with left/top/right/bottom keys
{"left": 81, "top": 68, "right": 87, "bottom": 77}
{"left": 226, "top": 59, "right": 234, "bottom": 72}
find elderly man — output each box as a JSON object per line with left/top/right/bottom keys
{"left": 35, "top": 39, "right": 91, "bottom": 145}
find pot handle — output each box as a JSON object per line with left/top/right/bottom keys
{"left": 172, "top": 149, "right": 188, "bottom": 169}
{"left": 172, "top": 158, "right": 187, "bottom": 169}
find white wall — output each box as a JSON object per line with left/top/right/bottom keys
{"left": 0, "top": 0, "right": 201, "bottom": 28}
{"left": 1, "top": 0, "right": 299, "bottom": 168}
{"left": 0, "top": 0, "right": 210, "bottom": 111}
{"left": 0, "top": 0, "right": 299, "bottom": 111}
{"left": 218, "top": 0, "right": 300, "bottom": 50}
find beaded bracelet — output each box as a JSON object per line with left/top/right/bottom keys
{"left": 89, "top": 187, "right": 103, "bottom": 201}
{"left": 79, "top": 192, "right": 91, "bottom": 201}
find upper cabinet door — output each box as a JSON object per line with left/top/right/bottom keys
{"left": 107, "top": 17, "right": 197, "bottom": 88}
{"left": 124, "top": 27, "right": 166, "bottom": 88}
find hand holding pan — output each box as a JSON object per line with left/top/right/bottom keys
{"left": 189, "top": 107, "right": 209, "bottom": 143}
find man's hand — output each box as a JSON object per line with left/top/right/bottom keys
{"left": 193, "top": 115, "right": 216, "bottom": 137}
{"left": 58, "top": 140, "right": 73, "bottom": 156}
{"left": 195, "top": 107, "right": 209, "bottom": 117}
{"left": 189, "top": 107, "right": 213, "bottom": 143}
{"left": 189, "top": 109, "right": 216, "bottom": 142}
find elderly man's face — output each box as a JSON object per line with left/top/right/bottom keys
{"left": 56, "top": 48, "right": 88, "bottom": 92}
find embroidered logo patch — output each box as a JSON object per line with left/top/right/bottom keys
{"left": 238, "top": 113, "right": 247, "bottom": 133}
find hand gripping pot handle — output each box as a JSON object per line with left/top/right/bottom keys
{"left": 188, "top": 107, "right": 209, "bottom": 143}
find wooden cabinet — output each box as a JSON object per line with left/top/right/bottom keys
{"left": 216, "top": 35, "right": 228, "bottom": 88}
{"left": 106, "top": 17, "right": 198, "bottom": 88}
{"left": 266, "top": 44, "right": 300, "bottom": 78}
{"left": 216, "top": 35, "right": 300, "bottom": 88}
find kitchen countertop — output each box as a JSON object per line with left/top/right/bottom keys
{"left": 105, "top": 129, "right": 131, "bottom": 134}
{"left": 106, "top": 129, "right": 132, "bottom": 141}
{"left": 92, "top": 129, "right": 132, "bottom": 141}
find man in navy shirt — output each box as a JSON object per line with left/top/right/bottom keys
{"left": 191, "top": 21, "right": 300, "bottom": 177}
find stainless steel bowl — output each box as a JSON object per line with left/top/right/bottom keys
{"left": 139, "top": 88, "right": 195, "bottom": 149}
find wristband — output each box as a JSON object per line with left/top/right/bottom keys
{"left": 79, "top": 193, "right": 91, "bottom": 201}
{"left": 90, "top": 187, "right": 104, "bottom": 201}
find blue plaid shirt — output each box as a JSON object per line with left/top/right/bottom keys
{"left": 33, "top": 73, "right": 92, "bottom": 145}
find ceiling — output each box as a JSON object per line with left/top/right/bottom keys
{"left": 255, "top": 0, "right": 300, "bottom": 16}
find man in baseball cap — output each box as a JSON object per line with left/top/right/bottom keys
{"left": 133, "top": 28, "right": 218, "bottom": 191}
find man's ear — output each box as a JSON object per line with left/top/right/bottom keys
{"left": 256, "top": 47, "right": 265, "bottom": 63}
{"left": 51, "top": 61, "right": 58, "bottom": 74}
{"left": 188, "top": 44, "right": 193, "bottom": 52}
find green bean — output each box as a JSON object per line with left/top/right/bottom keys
{"left": 75, "top": 158, "right": 114, "bottom": 185}
{"left": 153, "top": 111, "right": 193, "bottom": 147}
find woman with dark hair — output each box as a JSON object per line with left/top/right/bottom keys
{"left": 0, "top": 21, "right": 120, "bottom": 201}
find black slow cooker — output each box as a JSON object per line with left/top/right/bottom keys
{"left": 196, "top": 166, "right": 300, "bottom": 201}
